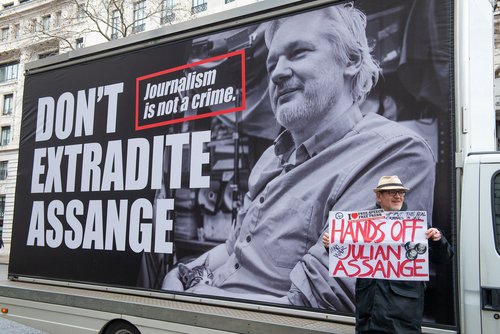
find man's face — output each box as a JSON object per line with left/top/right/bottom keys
{"left": 266, "top": 14, "right": 347, "bottom": 130}
{"left": 376, "top": 190, "right": 406, "bottom": 211}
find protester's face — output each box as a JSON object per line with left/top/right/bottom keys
{"left": 266, "top": 14, "right": 347, "bottom": 129}
{"left": 376, "top": 190, "right": 406, "bottom": 211}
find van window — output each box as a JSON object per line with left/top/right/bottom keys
{"left": 493, "top": 174, "right": 500, "bottom": 254}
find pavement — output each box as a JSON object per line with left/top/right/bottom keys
{"left": 0, "top": 263, "right": 49, "bottom": 334}
{"left": 0, "top": 244, "right": 10, "bottom": 264}
{"left": 0, "top": 253, "right": 8, "bottom": 264}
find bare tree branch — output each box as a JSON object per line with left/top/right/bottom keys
{"left": 24, "top": 0, "right": 197, "bottom": 56}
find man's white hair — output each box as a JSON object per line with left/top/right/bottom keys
{"left": 265, "top": 2, "right": 380, "bottom": 103}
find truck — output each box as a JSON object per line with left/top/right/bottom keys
{"left": 0, "top": 0, "right": 498, "bottom": 333}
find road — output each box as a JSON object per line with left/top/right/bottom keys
{"left": 0, "top": 263, "right": 49, "bottom": 334}
{"left": 0, "top": 317, "right": 48, "bottom": 334}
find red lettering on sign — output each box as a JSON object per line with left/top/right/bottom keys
{"left": 391, "top": 219, "right": 424, "bottom": 242}
{"left": 332, "top": 260, "right": 349, "bottom": 276}
{"left": 412, "top": 258, "right": 427, "bottom": 277}
{"left": 347, "top": 259, "right": 361, "bottom": 276}
{"left": 332, "top": 219, "right": 386, "bottom": 244}
{"left": 402, "top": 219, "right": 424, "bottom": 242}
{"left": 391, "top": 220, "right": 403, "bottom": 241}
{"left": 357, "top": 259, "right": 373, "bottom": 277}
{"left": 331, "top": 219, "right": 346, "bottom": 243}
{"left": 336, "top": 256, "right": 428, "bottom": 279}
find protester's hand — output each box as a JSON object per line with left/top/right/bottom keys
{"left": 425, "top": 228, "right": 441, "bottom": 241}
{"left": 322, "top": 232, "right": 330, "bottom": 248}
{"left": 161, "top": 267, "right": 184, "bottom": 291}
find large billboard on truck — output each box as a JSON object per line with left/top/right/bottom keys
{"left": 10, "top": 0, "right": 455, "bottom": 328}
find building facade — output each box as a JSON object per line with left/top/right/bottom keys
{"left": 0, "top": 0, "right": 261, "bottom": 254}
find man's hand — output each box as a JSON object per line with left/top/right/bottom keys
{"left": 425, "top": 227, "right": 442, "bottom": 241}
{"left": 161, "top": 267, "right": 184, "bottom": 291}
{"left": 322, "top": 232, "right": 330, "bottom": 248}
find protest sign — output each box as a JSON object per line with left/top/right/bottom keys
{"left": 328, "top": 210, "right": 429, "bottom": 281}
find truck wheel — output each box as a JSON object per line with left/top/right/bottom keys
{"left": 104, "top": 321, "right": 141, "bottom": 334}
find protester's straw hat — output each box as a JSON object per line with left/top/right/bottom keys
{"left": 373, "top": 175, "right": 409, "bottom": 193}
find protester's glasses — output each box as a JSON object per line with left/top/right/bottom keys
{"left": 383, "top": 190, "right": 406, "bottom": 197}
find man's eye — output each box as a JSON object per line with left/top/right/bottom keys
{"left": 291, "top": 48, "right": 310, "bottom": 59}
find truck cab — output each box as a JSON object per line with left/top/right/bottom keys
{"left": 460, "top": 153, "right": 500, "bottom": 334}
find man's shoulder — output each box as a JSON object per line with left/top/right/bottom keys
{"left": 357, "top": 113, "right": 434, "bottom": 156}
{"left": 256, "top": 145, "right": 277, "bottom": 162}
{"left": 248, "top": 144, "right": 278, "bottom": 174}
{"left": 358, "top": 113, "right": 418, "bottom": 137}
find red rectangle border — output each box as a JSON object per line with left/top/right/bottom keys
{"left": 135, "top": 49, "right": 246, "bottom": 131}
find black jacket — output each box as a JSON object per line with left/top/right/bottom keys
{"left": 355, "top": 203, "right": 453, "bottom": 334}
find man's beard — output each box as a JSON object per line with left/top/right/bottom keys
{"left": 272, "top": 81, "right": 337, "bottom": 129}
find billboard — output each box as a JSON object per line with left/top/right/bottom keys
{"left": 10, "top": 0, "right": 455, "bottom": 327}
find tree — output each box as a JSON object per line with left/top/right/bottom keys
{"left": 72, "top": 0, "right": 194, "bottom": 41}
{"left": 30, "top": 0, "right": 195, "bottom": 52}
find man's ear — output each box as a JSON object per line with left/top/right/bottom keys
{"left": 375, "top": 192, "right": 382, "bottom": 204}
{"left": 344, "top": 52, "right": 362, "bottom": 76}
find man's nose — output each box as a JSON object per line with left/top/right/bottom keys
{"left": 271, "top": 57, "right": 292, "bottom": 84}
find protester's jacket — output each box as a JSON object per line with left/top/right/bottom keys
{"left": 355, "top": 203, "right": 453, "bottom": 334}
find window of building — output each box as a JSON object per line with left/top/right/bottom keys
{"left": 1, "top": 127, "right": 10, "bottom": 146}
{"left": 2, "top": 95, "right": 12, "bottom": 115}
{"left": 55, "top": 11, "right": 62, "bottom": 27}
{"left": 0, "top": 162, "right": 7, "bottom": 181}
{"left": 133, "top": 1, "right": 146, "bottom": 33}
{"left": 0, "top": 28, "right": 7, "bottom": 43}
{"left": 75, "top": 37, "right": 84, "bottom": 49}
{"left": 192, "top": 0, "right": 207, "bottom": 14}
{"left": 3, "top": 2, "right": 14, "bottom": 9}
{"left": 77, "top": 4, "right": 86, "bottom": 20}
{"left": 13, "top": 24, "right": 20, "bottom": 39}
{"left": 1, "top": 28, "right": 9, "bottom": 42}
{"left": 31, "top": 18, "right": 37, "bottom": 33}
{"left": 225, "top": 0, "right": 235, "bottom": 3}
{"left": 0, "top": 63, "right": 18, "bottom": 83}
{"left": 1, "top": 28, "right": 8, "bottom": 42}
{"left": 42, "top": 15, "right": 51, "bottom": 31}
{"left": 0, "top": 195, "right": 5, "bottom": 222}
{"left": 161, "top": 0, "right": 176, "bottom": 24}
{"left": 111, "top": 10, "right": 120, "bottom": 40}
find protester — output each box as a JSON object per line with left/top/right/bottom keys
{"left": 323, "top": 175, "right": 453, "bottom": 333}
{"left": 0, "top": 221, "right": 4, "bottom": 249}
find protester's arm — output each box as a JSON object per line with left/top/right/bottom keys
{"left": 322, "top": 232, "right": 330, "bottom": 249}
{"left": 425, "top": 227, "right": 442, "bottom": 241}
{"left": 428, "top": 229, "right": 454, "bottom": 264}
